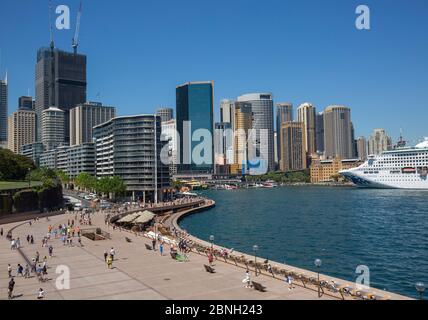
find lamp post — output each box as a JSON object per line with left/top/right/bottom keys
{"left": 209, "top": 235, "right": 214, "bottom": 252}
{"left": 415, "top": 282, "right": 425, "bottom": 300}
{"left": 253, "top": 245, "right": 259, "bottom": 276}
{"left": 314, "top": 258, "right": 322, "bottom": 298}
{"left": 28, "top": 168, "right": 31, "bottom": 188}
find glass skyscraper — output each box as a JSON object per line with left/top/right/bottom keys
{"left": 176, "top": 81, "right": 214, "bottom": 173}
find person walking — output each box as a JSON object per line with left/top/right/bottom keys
{"left": 37, "top": 288, "right": 45, "bottom": 300}
{"left": 242, "top": 271, "right": 252, "bottom": 288}
{"left": 24, "top": 264, "right": 30, "bottom": 278}
{"left": 8, "top": 277, "right": 15, "bottom": 300}
{"left": 8, "top": 264, "right": 12, "bottom": 278}
{"left": 109, "top": 247, "right": 116, "bottom": 261}
{"left": 48, "top": 245, "right": 53, "bottom": 258}
{"left": 103, "top": 250, "right": 108, "bottom": 262}
{"left": 0, "top": 227, "right": 3, "bottom": 237}
{"left": 30, "top": 235, "right": 34, "bottom": 245}
{"left": 17, "top": 264, "right": 24, "bottom": 277}
{"left": 159, "top": 242, "right": 164, "bottom": 256}
{"left": 208, "top": 252, "right": 214, "bottom": 267}
{"left": 152, "top": 239, "right": 157, "bottom": 251}
{"left": 106, "top": 255, "right": 113, "bottom": 269}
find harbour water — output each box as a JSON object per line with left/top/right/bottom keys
{"left": 179, "top": 186, "right": 428, "bottom": 298}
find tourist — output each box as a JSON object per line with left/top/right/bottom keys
{"left": 48, "top": 245, "right": 53, "bottom": 258}
{"left": 17, "top": 264, "right": 24, "bottom": 277}
{"left": 8, "top": 277, "right": 15, "bottom": 300}
{"left": 35, "top": 251, "right": 40, "bottom": 263}
{"left": 103, "top": 250, "right": 108, "bottom": 262}
{"left": 30, "top": 235, "right": 34, "bottom": 245}
{"left": 286, "top": 275, "right": 294, "bottom": 290}
{"left": 109, "top": 247, "right": 116, "bottom": 261}
{"left": 10, "top": 239, "right": 16, "bottom": 250}
{"left": 37, "top": 288, "right": 45, "bottom": 300}
{"left": 208, "top": 252, "right": 214, "bottom": 267}
{"left": 24, "top": 264, "right": 30, "bottom": 278}
{"left": 106, "top": 255, "right": 113, "bottom": 269}
{"left": 242, "top": 271, "right": 252, "bottom": 288}
{"left": 0, "top": 227, "right": 3, "bottom": 236}
{"left": 159, "top": 242, "right": 164, "bottom": 256}
{"left": 152, "top": 239, "right": 156, "bottom": 251}
{"left": 8, "top": 264, "right": 12, "bottom": 277}
{"left": 27, "top": 235, "right": 30, "bottom": 243}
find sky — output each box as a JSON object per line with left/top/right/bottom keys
{"left": 1, "top": 0, "right": 427, "bottom": 144}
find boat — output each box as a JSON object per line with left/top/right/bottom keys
{"left": 340, "top": 137, "right": 428, "bottom": 189}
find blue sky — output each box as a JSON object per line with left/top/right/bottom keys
{"left": 1, "top": 0, "right": 427, "bottom": 144}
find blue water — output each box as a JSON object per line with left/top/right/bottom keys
{"left": 179, "top": 187, "right": 428, "bottom": 298}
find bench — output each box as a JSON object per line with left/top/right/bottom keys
{"left": 252, "top": 281, "right": 267, "bottom": 292}
{"left": 145, "top": 244, "right": 153, "bottom": 250}
{"left": 204, "top": 264, "right": 215, "bottom": 273}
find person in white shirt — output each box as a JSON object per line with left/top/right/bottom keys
{"left": 37, "top": 288, "right": 45, "bottom": 300}
{"left": 242, "top": 270, "right": 252, "bottom": 288}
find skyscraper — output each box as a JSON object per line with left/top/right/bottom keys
{"left": 368, "top": 129, "right": 392, "bottom": 155}
{"left": 297, "top": 103, "right": 316, "bottom": 156}
{"left": 315, "top": 112, "right": 324, "bottom": 154}
{"left": 220, "top": 99, "right": 235, "bottom": 127}
{"left": 237, "top": 93, "right": 275, "bottom": 172}
{"left": 41, "top": 107, "right": 65, "bottom": 150}
{"left": 176, "top": 81, "right": 214, "bottom": 173}
{"left": 0, "top": 74, "right": 7, "bottom": 145}
{"left": 157, "top": 107, "right": 174, "bottom": 122}
{"left": 357, "top": 136, "right": 367, "bottom": 160}
{"left": 69, "top": 102, "right": 116, "bottom": 146}
{"left": 35, "top": 47, "right": 87, "bottom": 143}
{"left": 230, "top": 101, "right": 252, "bottom": 175}
{"left": 276, "top": 103, "right": 293, "bottom": 165}
{"left": 18, "top": 96, "right": 35, "bottom": 111}
{"left": 280, "top": 121, "right": 307, "bottom": 172}
{"left": 323, "top": 105, "right": 353, "bottom": 159}
{"left": 8, "top": 109, "right": 36, "bottom": 154}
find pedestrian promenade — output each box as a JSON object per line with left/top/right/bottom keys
{"left": 0, "top": 213, "right": 335, "bottom": 300}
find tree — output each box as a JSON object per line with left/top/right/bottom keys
{"left": 75, "top": 172, "right": 97, "bottom": 191}
{"left": 0, "top": 148, "right": 35, "bottom": 180}
{"left": 56, "top": 170, "right": 70, "bottom": 187}
{"left": 96, "top": 176, "right": 126, "bottom": 199}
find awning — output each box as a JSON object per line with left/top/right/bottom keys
{"left": 133, "top": 210, "right": 156, "bottom": 224}
{"left": 117, "top": 212, "right": 141, "bottom": 223}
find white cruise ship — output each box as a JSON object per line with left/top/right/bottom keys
{"left": 340, "top": 138, "right": 428, "bottom": 189}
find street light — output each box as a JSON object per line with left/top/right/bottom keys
{"left": 253, "top": 245, "right": 259, "bottom": 276}
{"left": 415, "top": 282, "right": 425, "bottom": 300}
{"left": 209, "top": 235, "right": 214, "bottom": 251}
{"left": 314, "top": 258, "right": 322, "bottom": 298}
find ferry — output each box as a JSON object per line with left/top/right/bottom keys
{"left": 340, "top": 138, "right": 428, "bottom": 189}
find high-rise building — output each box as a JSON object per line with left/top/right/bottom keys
{"left": 368, "top": 129, "right": 392, "bottom": 155}
{"left": 323, "top": 105, "right": 353, "bottom": 159}
{"left": 220, "top": 99, "right": 235, "bottom": 127}
{"left": 93, "top": 115, "right": 170, "bottom": 202}
{"left": 357, "top": 136, "right": 367, "bottom": 160}
{"left": 276, "top": 103, "right": 293, "bottom": 165}
{"left": 7, "top": 109, "right": 36, "bottom": 154}
{"left": 176, "top": 81, "right": 214, "bottom": 173}
{"left": 237, "top": 93, "right": 275, "bottom": 172}
{"left": 157, "top": 107, "right": 174, "bottom": 122}
{"left": 214, "top": 122, "right": 232, "bottom": 167}
{"left": 35, "top": 47, "right": 87, "bottom": 142}
{"left": 41, "top": 107, "right": 65, "bottom": 150}
{"left": 18, "top": 96, "right": 35, "bottom": 110}
{"left": 297, "top": 103, "right": 317, "bottom": 156}
{"left": 280, "top": 121, "right": 307, "bottom": 172}
{"left": 315, "top": 112, "right": 324, "bottom": 154}
{"left": 69, "top": 102, "right": 116, "bottom": 146}
{"left": 67, "top": 143, "right": 96, "bottom": 178}
{"left": 0, "top": 75, "right": 7, "bottom": 145}
{"left": 230, "top": 101, "right": 252, "bottom": 175}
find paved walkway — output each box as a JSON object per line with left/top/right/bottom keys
{"left": 1, "top": 212, "right": 336, "bottom": 300}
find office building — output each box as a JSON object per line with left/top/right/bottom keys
{"left": 297, "top": 103, "right": 317, "bottom": 156}
{"left": 357, "top": 136, "right": 367, "bottom": 160}
{"left": 67, "top": 143, "right": 96, "bottom": 178}
{"left": 323, "top": 105, "right": 354, "bottom": 159}
{"left": 230, "top": 102, "right": 253, "bottom": 175}
{"left": 161, "top": 119, "right": 178, "bottom": 176}
{"left": 237, "top": 93, "right": 275, "bottom": 172}
{"left": 280, "top": 121, "right": 307, "bottom": 172}
{"left": 35, "top": 47, "right": 87, "bottom": 142}
{"left": 18, "top": 96, "right": 35, "bottom": 110}
{"left": 368, "top": 129, "right": 392, "bottom": 155}
{"left": 220, "top": 99, "right": 235, "bottom": 127}
{"left": 176, "top": 81, "right": 214, "bottom": 173}
{"left": 41, "top": 107, "right": 65, "bottom": 150}
{"left": 156, "top": 107, "right": 174, "bottom": 122}
{"left": 8, "top": 109, "right": 36, "bottom": 154}
{"left": 276, "top": 103, "right": 293, "bottom": 165}
{"left": 94, "top": 115, "right": 170, "bottom": 202}
{"left": 315, "top": 112, "right": 324, "bottom": 154}
{"left": 0, "top": 75, "right": 7, "bottom": 145}
{"left": 20, "top": 142, "right": 44, "bottom": 166}
{"left": 70, "top": 102, "right": 116, "bottom": 146}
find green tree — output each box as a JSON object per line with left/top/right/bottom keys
{"left": 0, "top": 148, "right": 35, "bottom": 180}
{"left": 75, "top": 172, "right": 97, "bottom": 191}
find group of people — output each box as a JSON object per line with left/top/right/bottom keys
{"left": 103, "top": 247, "right": 116, "bottom": 269}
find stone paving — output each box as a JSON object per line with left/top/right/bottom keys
{"left": 0, "top": 212, "right": 337, "bottom": 300}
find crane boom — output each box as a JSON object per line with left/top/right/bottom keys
{"left": 72, "top": 2, "right": 83, "bottom": 54}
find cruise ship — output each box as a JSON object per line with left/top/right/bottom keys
{"left": 340, "top": 138, "right": 428, "bottom": 189}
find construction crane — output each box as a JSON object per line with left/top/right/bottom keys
{"left": 72, "top": 2, "right": 83, "bottom": 55}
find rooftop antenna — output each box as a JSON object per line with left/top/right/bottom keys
{"left": 72, "top": 2, "right": 83, "bottom": 55}
{"left": 49, "top": 0, "right": 55, "bottom": 50}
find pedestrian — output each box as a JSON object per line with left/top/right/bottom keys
{"left": 109, "top": 247, "right": 115, "bottom": 261}
{"left": 152, "top": 239, "right": 156, "bottom": 251}
{"left": 208, "top": 252, "right": 214, "bottom": 267}
{"left": 8, "top": 264, "right": 12, "bottom": 277}
{"left": 24, "top": 264, "right": 30, "bottom": 278}
{"left": 27, "top": 235, "right": 30, "bottom": 243}
{"left": 286, "top": 275, "right": 294, "bottom": 290}
{"left": 0, "top": 227, "right": 3, "bottom": 237}
{"left": 106, "top": 255, "right": 113, "bottom": 269}
{"left": 8, "top": 277, "right": 15, "bottom": 300}
{"left": 17, "top": 264, "right": 24, "bottom": 277}
{"left": 159, "top": 242, "right": 164, "bottom": 256}
{"left": 30, "top": 235, "right": 34, "bottom": 245}
{"left": 48, "top": 245, "right": 53, "bottom": 257}
{"left": 242, "top": 271, "right": 252, "bottom": 288}
{"left": 103, "top": 250, "right": 108, "bottom": 262}
{"left": 10, "top": 239, "right": 15, "bottom": 250}
{"left": 35, "top": 251, "right": 40, "bottom": 263}
{"left": 37, "top": 288, "right": 45, "bottom": 300}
